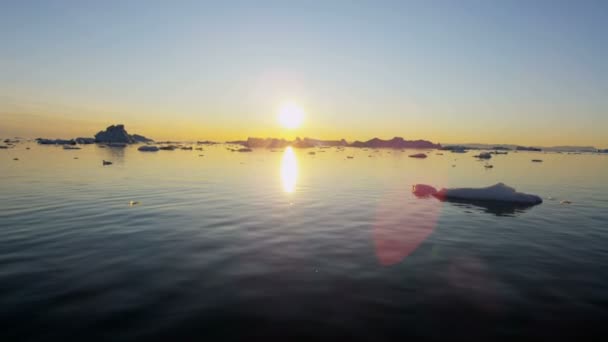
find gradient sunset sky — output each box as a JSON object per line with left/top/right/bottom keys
{"left": 1, "top": 1, "right": 607, "bottom": 146}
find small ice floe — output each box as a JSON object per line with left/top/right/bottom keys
{"left": 102, "top": 160, "right": 113, "bottom": 166}
{"left": 63, "top": 146, "right": 81, "bottom": 150}
{"left": 409, "top": 153, "right": 427, "bottom": 158}
{"left": 532, "top": 159, "right": 543, "bottom": 163}
{"left": 138, "top": 145, "right": 160, "bottom": 152}
{"left": 74, "top": 157, "right": 79, "bottom": 159}
{"left": 195, "top": 147, "right": 203, "bottom": 151}
{"left": 347, "top": 156, "right": 354, "bottom": 159}
{"left": 129, "top": 201, "right": 140, "bottom": 206}
{"left": 237, "top": 148, "right": 253, "bottom": 152}
{"left": 159, "top": 145, "right": 176, "bottom": 151}
{"left": 560, "top": 200, "right": 572, "bottom": 205}
{"left": 474, "top": 152, "right": 492, "bottom": 159}
{"left": 181, "top": 146, "right": 193, "bottom": 150}
{"left": 412, "top": 184, "right": 438, "bottom": 197}
{"left": 484, "top": 165, "right": 494, "bottom": 169}
{"left": 451, "top": 148, "right": 467, "bottom": 153}
{"left": 413, "top": 183, "right": 542, "bottom": 205}
{"left": 438, "top": 183, "right": 542, "bottom": 205}
{"left": 0, "top": 145, "right": 9, "bottom": 149}
{"left": 13, "top": 158, "right": 19, "bottom": 161}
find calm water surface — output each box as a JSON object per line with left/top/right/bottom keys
{"left": 1, "top": 143, "right": 608, "bottom": 340}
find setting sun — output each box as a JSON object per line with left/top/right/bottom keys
{"left": 278, "top": 102, "right": 304, "bottom": 129}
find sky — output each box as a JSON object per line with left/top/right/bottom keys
{"left": 1, "top": 0, "right": 607, "bottom": 147}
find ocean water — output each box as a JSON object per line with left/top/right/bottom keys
{"left": 1, "top": 143, "right": 608, "bottom": 340}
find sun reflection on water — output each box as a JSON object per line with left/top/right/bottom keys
{"left": 281, "top": 146, "right": 298, "bottom": 193}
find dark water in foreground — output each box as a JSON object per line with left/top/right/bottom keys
{"left": 1, "top": 143, "right": 608, "bottom": 341}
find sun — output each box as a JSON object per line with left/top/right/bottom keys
{"left": 278, "top": 102, "right": 304, "bottom": 129}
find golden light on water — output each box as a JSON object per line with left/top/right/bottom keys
{"left": 278, "top": 102, "right": 304, "bottom": 129}
{"left": 281, "top": 146, "right": 298, "bottom": 193}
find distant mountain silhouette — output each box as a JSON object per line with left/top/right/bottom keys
{"left": 515, "top": 146, "right": 542, "bottom": 152}
{"left": 350, "top": 137, "right": 440, "bottom": 149}
{"left": 236, "top": 136, "right": 439, "bottom": 149}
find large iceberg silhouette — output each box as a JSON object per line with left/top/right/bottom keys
{"left": 413, "top": 183, "right": 542, "bottom": 205}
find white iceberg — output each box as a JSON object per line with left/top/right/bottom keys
{"left": 435, "top": 183, "right": 542, "bottom": 205}
{"left": 413, "top": 183, "right": 542, "bottom": 205}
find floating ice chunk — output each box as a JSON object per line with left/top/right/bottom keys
{"left": 412, "top": 184, "right": 438, "bottom": 197}
{"left": 138, "top": 145, "right": 159, "bottom": 152}
{"left": 474, "top": 152, "right": 492, "bottom": 159}
{"left": 434, "top": 183, "right": 542, "bottom": 205}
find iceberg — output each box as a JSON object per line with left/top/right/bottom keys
{"left": 474, "top": 152, "right": 492, "bottom": 159}
{"left": 138, "top": 146, "right": 159, "bottom": 152}
{"left": 413, "top": 183, "right": 542, "bottom": 205}
{"left": 435, "top": 183, "right": 542, "bottom": 205}
{"left": 412, "top": 184, "right": 438, "bottom": 197}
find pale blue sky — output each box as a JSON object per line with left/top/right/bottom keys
{"left": 1, "top": 0, "right": 607, "bottom": 146}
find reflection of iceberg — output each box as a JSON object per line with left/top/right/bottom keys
{"left": 441, "top": 198, "right": 538, "bottom": 216}
{"left": 281, "top": 147, "right": 298, "bottom": 193}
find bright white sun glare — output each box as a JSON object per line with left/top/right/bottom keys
{"left": 278, "top": 102, "right": 304, "bottom": 129}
